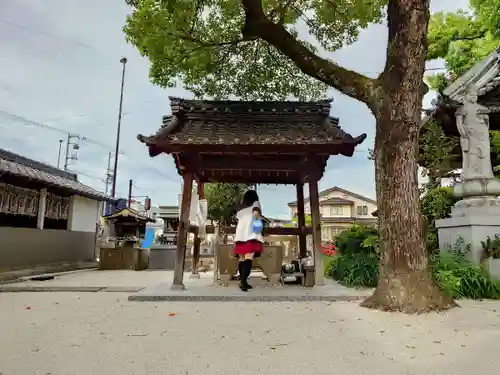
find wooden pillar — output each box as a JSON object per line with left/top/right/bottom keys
{"left": 190, "top": 182, "right": 204, "bottom": 279}
{"left": 308, "top": 178, "right": 324, "bottom": 286}
{"left": 37, "top": 188, "right": 47, "bottom": 229}
{"left": 296, "top": 183, "right": 307, "bottom": 258}
{"left": 172, "top": 172, "right": 194, "bottom": 290}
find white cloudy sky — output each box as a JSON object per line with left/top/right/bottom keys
{"left": 0, "top": 0, "right": 469, "bottom": 219}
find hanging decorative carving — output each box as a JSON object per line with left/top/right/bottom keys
{"left": 45, "top": 193, "right": 69, "bottom": 220}
{"left": 0, "top": 182, "right": 39, "bottom": 216}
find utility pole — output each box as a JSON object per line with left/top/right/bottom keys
{"left": 56, "top": 139, "right": 63, "bottom": 168}
{"left": 63, "top": 134, "right": 80, "bottom": 171}
{"left": 104, "top": 152, "right": 113, "bottom": 196}
{"left": 127, "top": 179, "right": 133, "bottom": 208}
{"left": 111, "top": 57, "right": 128, "bottom": 198}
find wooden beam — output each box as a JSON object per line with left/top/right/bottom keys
{"left": 309, "top": 176, "right": 324, "bottom": 286}
{"left": 296, "top": 183, "right": 307, "bottom": 258}
{"left": 190, "top": 182, "right": 205, "bottom": 279}
{"left": 189, "top": 224, "right": 312, "bottom": 236}
{"left": 199, "top": 157, "right": 304, "bottom": 171}
{"left": 172, "top": 172, "right": 194, "bottom": 289}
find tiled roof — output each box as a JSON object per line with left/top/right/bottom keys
{"left": 0, "top": 148, "right": 108, "bottom": 200}
{"left": 103, "top": 208, "right": 155, "bottom": 222}
{"left": 320, "top": 198, "right": 354, "bottom": 205}
{"left": 288, "top": 186, "right": 376, "bottom": 206}
{"left": 138, "top": 97, "right": 366, "bottom": 152}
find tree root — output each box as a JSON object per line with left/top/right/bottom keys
{"left": 360, "top": 270, "right": 458, "bottom": 314}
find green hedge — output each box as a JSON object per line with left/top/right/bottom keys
{"left": 326, "top": 253, "right": 378, "bottom": 287}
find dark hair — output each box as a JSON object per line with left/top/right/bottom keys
{"left": 242, "top": 190, "right": 259, "bottom": 207}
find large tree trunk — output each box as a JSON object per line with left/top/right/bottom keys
{"left": 360, "top": 0, "right": 456, "bottom": 313}
{"left": 240, "top": 0, "right": 457, "bottom": 313}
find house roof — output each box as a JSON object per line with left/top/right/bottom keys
{"left": 103, "top": 207, "right": 155, "bottom": 222}
{"left": 319, "top": 197, "right": 354, "bottom": 205}
{"left": 288, "top": 186, "right": 376, "bottom": 206}
{"left": 0, "top": 148, "right": 108, "bottom": 200}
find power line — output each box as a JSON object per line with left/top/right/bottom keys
{"left": 0, "top": 18, "right": 91, "bottom": 49}
{"left": 0, "top": 110, "right": 124, "bottom": 155}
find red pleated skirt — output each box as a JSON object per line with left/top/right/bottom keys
{"left": 233, "top": 240, "right": 264, "bottom": 256}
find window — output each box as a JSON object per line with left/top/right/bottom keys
{"left": 330, "top": 205, "right": 343, "bottom": 216}
{"left": 321, "top": 227, "right": 329, "bottom": 240}
{"left": 357, "top": 205, "right": 369, "bottom": 216}
{"left": 330, "top": 227, "right": 343, "bottom": 238}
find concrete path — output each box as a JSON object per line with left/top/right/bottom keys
{"left": 1, "top": 292, "right": 499, "bottom": 375}
{"left": 0, "top": 270, "right": 373, "bottom": 301}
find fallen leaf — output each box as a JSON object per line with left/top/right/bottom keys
{"left": 168, "top": 313, "right": 176, "bottom": 317}
{"left": 433, "top": 340, "right": 441, "bottom": 344}
{"left": 25, "top": 306, "right": 32, "bottom": 310}
{"left": 406, "top": 345, "right": 416, "bottom": 349}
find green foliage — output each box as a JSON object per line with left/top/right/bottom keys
{"left": 123, "top": 0, "right": 386, "bottom": 100}
{"left": 431, "top": 239, "right": 500, "bottom": 299}
{"left": 427, "top": 1, "right": 500, "bottom": 90}
{"left": 326, "top": 253, "right": 379, "bottom": 287}
{"left": 420, "top": 187, "right": 458, "bottom": 226}
{"left": 420, "top": 121, "right": 459, "bottom": 186}
{"left": 326, "top": 225, "right": 379, "bottom": 287}
{"left": 481, "top": 236, "right": 500, "bottom": 259}
{"left": 204, "top": 183, "right": 251, "bottom": 225}
{"left": 284, "top": 214, "right": 312, "bottom": 227}
{"left": 334, "top": 225, "right": 378, "bottom": 256}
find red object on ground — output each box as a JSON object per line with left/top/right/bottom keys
{"left": 168, "top": 312, "right": 176, "bottom": 317}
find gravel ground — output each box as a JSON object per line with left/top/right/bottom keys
{"left": 1, "top": 293, "right": 500, "bottom": 375}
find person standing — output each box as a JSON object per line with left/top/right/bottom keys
{"left": 233, "top": 190, "right": 264, "bottom": 291}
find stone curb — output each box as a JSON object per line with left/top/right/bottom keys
{"left": 127, "top": 294, "right": 368, "bottom": 302}
{"left": 0, "top": 286, "right": 145, "bottom": 293}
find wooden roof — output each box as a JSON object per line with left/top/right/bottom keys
{"left": 103, "top": 208, "right": 155, "bottom": 223}
{"left": 421, "top": 47, "right": 500, "bottom": 170}
{"left": 424, "top": 46, "right": 500, "bottom": 137}
{"left": 138, "top": 98, "right": 367, "bottom": 184}
{"left": 0, "top": 148, "right": 108, "bottom": 200}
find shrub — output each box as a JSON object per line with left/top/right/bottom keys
{"left": 326, "top": 253, "right": 379, "bottom": 287}
{"left": 431, "top": 238, "right": 500, "bottom": 299}
{"left": 481, "top": 236, "right": 500, "bottom": 259}
{"left": 334, "top": 225, "right": 378, "bottom": 256}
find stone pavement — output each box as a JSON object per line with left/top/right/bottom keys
{"left": 0, "top": 269, "right": 373, "bottom": 301}
{"left": 129, "top": 272, "right": 373, "bottom": 302}
{"left": 1, "top": 292, "right": 499, "bottom": 375}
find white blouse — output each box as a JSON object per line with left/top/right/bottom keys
{"left": 234, "top": 201, "right": 264, "bottom": 243}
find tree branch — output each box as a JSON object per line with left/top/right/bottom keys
{"left": 450, "top": 29, "right": 487, "bottom": 41}
{"left": 177, "top": 33, "right": 256, "bottom": 47}
{"left": 240, "top": 0, "right": 377, "bottom": 104}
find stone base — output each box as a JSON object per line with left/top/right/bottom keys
{"left": 487, "top": 258, "right": 500, "bottom": 280}
{"left": 436, "top": 214, "right": 500, "bottom": 264}
{"left": 451, "top": 196, "right": 500, "bottom": 217}
{"left": 267, "top": 273, "right": 282, "bottom": 286}
{"left": 170, "top": 284, "right": 186, "bottom": 291}
{"left": 454, "top": 178, "right": 500, "bottom": 199}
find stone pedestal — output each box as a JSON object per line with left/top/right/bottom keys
{"left": 436, "top": 192, "right": 500, "bottom": 264}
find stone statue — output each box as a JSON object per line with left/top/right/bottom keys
{"left": 455, "top": 89, "right": 493, "bottom": 180}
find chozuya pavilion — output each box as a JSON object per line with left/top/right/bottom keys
{"left": 138, "top": 97, "right": 366, "bottom": 290}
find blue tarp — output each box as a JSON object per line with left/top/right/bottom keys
{"left": 141, "top": 227, "right": 155, "bottom": 248}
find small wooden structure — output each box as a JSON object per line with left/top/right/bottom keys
{"left": 138, "top": 97, "right": 366, "bottom": 289}
{"left": 422, "top": 46, "right": 500, "bottom": 170}
{"left": 99, "top": 208, "right": 154, "bottom": 270}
